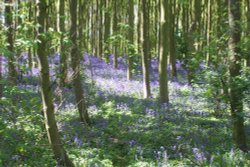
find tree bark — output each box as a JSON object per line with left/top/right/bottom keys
{"left": 69, "top": 0, "right": 91, "bottom": 125}
{"left": 169, "top": 0, "right": 177, "bottom": 79}
{"left": 141, "top": 0, "right": 151, "bottom": 98}
{"left": 159, "top": 0, "right": 169, "bottom": 103}
{"left": 59, "top": 0, "right": 67, "bottom": 87}
{"left": 228, "top": 0, "right": 247, "bottom": 151}
{"left": 113, "top": 0, "right": 118, "bottom": 69}
{"left": 127, "top": 0, "right": 134, "bottom": 81}
{"left": 104, "top": 0, "right": 111, "bottom": 62}
{"left": 37, "top": 0, "right": 74, "bottom": 166}
{"left": 5, "top": 0, "right": 17, "bottom": 85}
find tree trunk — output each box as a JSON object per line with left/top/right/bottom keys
{"left": 127, "top": 0, "right": 134, "bottom": 81}
{"left": 69, "top": 0, "right": 91, "bottom": 125}
{"left": 104, "top": 0, "right": 111, "bottom": 62}
{"left": 37, "top": 0, "right": 74, "bottom": 166}
{"left": 169, "top": 0, "right": 177, "bottom": 79}
{"left": 228, "top": 0, "right": 247, "bottom": 151}
{"left": 5, "top": 0, "right": 17, "bottom": 85}
{"left": 98, "top": 0, "right": 103, "bottom": 58}
{"left": 59, "top": 0, "right": 67, "bottom": 87}
{"left": 159, "top": 0, "right": 169, "bottom": 103}
{"left": 141, "top": 0, "right": 151, "bottom": 98}
{"left": 246, "top": 0, "right": 250, "bottom": 67}
{"left": 113, "top": 0, "right": 118, "bottom": 69}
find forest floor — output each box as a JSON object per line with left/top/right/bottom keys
{"left": 1, "top": 54, "right": 250, "bottom": 166}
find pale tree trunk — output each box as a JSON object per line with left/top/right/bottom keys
{"left": 127, "top": 0, "right": 134, "bottom": 81}
{"left": 159, "top": 0, "right": 169, "bottom": 103}
{"left": 69, "top": 0, "right": 91, "bottom": 125}
{"left": 141, "top": 0, "right": 151, "bottom": 98}
{"left": 37, "top": 0, "right": 74, "bottom": 166}
{"left": 5, "top": 0, "right": 17, "bottom": 85}
{"left": 228, "top": 0, "right": 247, "bottom": 151}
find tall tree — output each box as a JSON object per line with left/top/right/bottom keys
{"left": 112, "top": 0, "right": 118, "bottom": 68}
{"left": 69, "top": 0, "right": 91, "bottom": 125}
{"left": 141, "top": 0, "right": 151, "bottom": 98}
{"left": 169, "top": 0, "right": 177, "bottom": 78}
{"left": 104, "top": 0, "right": 111, "bottom": 62}
{"left": 228, "top": 0, "right": 247, "bottom": 151}
{"left": 59, "top": 0, "right": 67, "bottom": 87}
{"left": 98, "top": 0, "right": 103, "bottom": 58}
{"left": 36, "top": 0, "right": 74, "bottom": 166}
{"left": 187, "top": 0, "right": 201, "bottom": 84}
{"left": 127, "top": 0, "right": 134, "bottom": 80}
{"left": 5, "top": 0, "right": 17, "bottom": 85}
{"left": 245, "top": 0, "right": 250, "bottom": 67}
{"left": 159, "top": 0, "right": 169, "bottom": 103}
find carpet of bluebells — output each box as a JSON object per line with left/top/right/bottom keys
{"left": 0, "top": 53, "right": 250, "bottom": 166}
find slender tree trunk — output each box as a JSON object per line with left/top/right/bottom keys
{"left": 246, "top": 0, "right": 250, "bottom": 67}
{"left": 169, "top": 0, "right": 177, "bottom": 79}
{"left": 37, "top": 0, "right": 74, "bottom": 166}
{"left": 187, "top": 0, "right": 200, "bottom": 84}
{"left": 127, "top": 0, "right": 134, "bottom": 80}
{"left": 69, "top": 0, "right": 91, "bottom": 125}
{"left": 137, "top": 0, "right": 141, "bottom": 55}
{"left": 5, "top": 0, "right": 17, "bottom": 85}
{"left": 99, "top": 0, "right": 103, "bottom": 58}
{"left": 159, "top": 0, "right": 169, "bottom": 103}
{"left": 104, "top": 0, "right": 111, "bottom": 62}
{"left": 59, "top": 0, "right": 67, "bottom": 87}
{"left": 0, "top": 55, "right": 2, "bottom": 98}
{"left": 141, "top": 0, "right": 151, "bottom": 98}
{"left": 228, "top": 0, "right": 247, "bottom": 151}
{"left": 28, "top": 0, "right": 33, "bottom": 69}
{"left": 113, "top": 0, "right": 118, "bottom": 69}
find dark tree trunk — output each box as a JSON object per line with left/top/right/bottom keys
{"left": 228, "top": 0, "right": 247, "bottom": 151}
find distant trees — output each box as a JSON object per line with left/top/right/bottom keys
{"left": 1, "top": 0, "right": 249, "bottom": 154}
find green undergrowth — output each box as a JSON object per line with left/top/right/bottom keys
{"left": 1, "top": 79, "right": 250, "bottom": 166}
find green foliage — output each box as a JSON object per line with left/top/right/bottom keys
{"left": 0, "top": 85, "right": 55, "bottom": 166}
